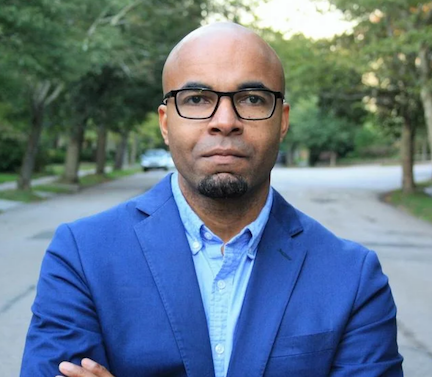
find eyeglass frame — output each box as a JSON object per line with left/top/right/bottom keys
{"left": 162, "top": 87, "right": 285, "bottom": 121}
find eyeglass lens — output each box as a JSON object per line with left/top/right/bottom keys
{"left": 175, "top": 90, "right": 276, "bottom": 119}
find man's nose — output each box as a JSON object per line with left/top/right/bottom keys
{"left": 207, "top": 96, "right": 244, "bottom": 136}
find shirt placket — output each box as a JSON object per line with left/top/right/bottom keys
{"left": 209, "top": 244, "right": 243, "bottom": 377}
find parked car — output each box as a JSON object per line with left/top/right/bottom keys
{"left": 140, "top": 149, "right": 175, "bottom": 171}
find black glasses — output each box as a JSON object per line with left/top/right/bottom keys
{"left": 162, "top": 88, "right": 284, "bottom": 120}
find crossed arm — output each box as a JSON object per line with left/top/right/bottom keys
{"left": 57, "top": 358, "right": 113, "bottom": 377}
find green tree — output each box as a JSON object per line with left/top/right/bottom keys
{"left": 0, "top": 0, "right": 119, "bottom": 189}
{"left": 260, "top": 30, "right": 366, "bottom": 165}
{"left": 326, "top": 0, "right": 432, "bottom": 191}
{"left": 289, "top": 96, "right": 355, "bottom": 166}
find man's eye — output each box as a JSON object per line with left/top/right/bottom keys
{"left": 184, "top": 95, "right": 207, "bottom": 104}
{"left": 247, "top": 95, "right": 263, "bottom": 104}
{"left": 239, "top": 94, "right": 266, "bottom": 105}
{"left": 191, "top": 96, "right": 202, "bottom": 103}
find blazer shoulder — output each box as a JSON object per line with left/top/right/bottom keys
{"left": 66, "top": 174, "right": 174, "bottom": 233}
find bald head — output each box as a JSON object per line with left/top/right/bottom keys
{"left": 162, "top": 22, "right": 285, "bottom": 94}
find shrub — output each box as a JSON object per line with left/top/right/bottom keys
{"left": 0, "top": 136, "right": 24, "bottom": 172}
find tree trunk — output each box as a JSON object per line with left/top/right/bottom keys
{"left": 18, "top": 106, "right": 44, "bottom": 190}
{"left": 62, "top": 120, "right": 86, "bottom": 184}
{"left": 114, "top": 131, "right": 129, "bottom": 171}
{"left": 419, "top": 46, "right": 432, "bottom": 170}
{"left": 420, "top": 85, "right": 432, "bottom": 159}
{"left": 286, "top": 148, "right": 294, "bottom": 166}
{"left": 17, "top": 81, "right": 63, "bottom": 190}
{"left": 400, "top": 116, "right": 416, "bottom": 194}
{"left": 421, "top": 137, "right": 429, "bottom": 161}
{"left": 329, "top": 151, "right": 337, "bottom": 167}
{"left": 95, "top": 124, "right": 108, "bottom": 175}
{"left": 130, "top": 133, "right": 139, "bottom": 166}
{"left": 308, "top": 149, "right": 320, "bottom": 167}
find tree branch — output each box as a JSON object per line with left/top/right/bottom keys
{"left": 110, "top": 0, "right": 145, "bottom": 26}
{"left": 45, "top": 83, "right": 64, "bottom": 106}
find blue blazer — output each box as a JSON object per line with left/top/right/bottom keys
{"left": 21, "top": 174, "right": 402, "bottom": 376}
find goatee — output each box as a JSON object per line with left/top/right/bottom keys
{"left": 198, "top": 173, "right": 248, "bottom": 199}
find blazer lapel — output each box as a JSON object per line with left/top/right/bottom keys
{"left": 227, "top": 192, "right": 307, "bottom": 377}
{"left": 134, "top": 176, "right": 214, "bottom": 377}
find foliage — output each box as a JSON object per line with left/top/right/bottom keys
{"left": 350, "top": 121, "right": 398, "bottom": 158}
{"left": 288, "top": 96, "right": 356, "bottom": 164}
{"left": 323, "top": 0, "right": 432, "bottom": 190}
{"left": 0, "top": 132, "right": 26, "bottom": 172}
{"left": 0, "top": 123, "right": 50, "bottom": 172}
{"left": 137, "top": 113, "right": 166, "bottom": 152}
{"left": 260, "top": 29, "right": 368, "bottom": 164}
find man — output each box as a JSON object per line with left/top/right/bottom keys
{"left": 21, "top": 23, "right": 403, "bottom": 377}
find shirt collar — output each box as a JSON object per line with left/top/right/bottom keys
{"left": 171, "top": 172, "right": 273, "bottom": 258}
{"left": 171, "top": 172, "right": 204, "bottom": 254}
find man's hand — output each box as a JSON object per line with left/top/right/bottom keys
{"left": 56, "top": 358, "right": 114, "bottom": 377}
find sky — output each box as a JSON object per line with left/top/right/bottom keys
{"left": 245, "top": 0, "right": 354, "bottom": 39}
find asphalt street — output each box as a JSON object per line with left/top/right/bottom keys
{"left": 0, "top": 164, "right": 431, "bottom": 376}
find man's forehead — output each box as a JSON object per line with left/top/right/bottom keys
{"left": 163, "top": 25, "right": 284, "bottom": 92}
{"left": 165, "top": 62, "right": 278, "bottom": 93}
{"left": 167, "top": 30, "right": 267, "bottom": 69}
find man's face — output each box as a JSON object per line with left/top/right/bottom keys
{"left": 159, "top": 31, "right": 289, "bottom": 200}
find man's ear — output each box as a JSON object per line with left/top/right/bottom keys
{"left": 279, "top": 102, "right": 290, "bottom": 142}
{"left": 158, "top": 105, "right": 169, "bottom": 146}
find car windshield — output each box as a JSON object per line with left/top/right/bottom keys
{"left": 143, "top": 149, "right": 168, "bottom": 157}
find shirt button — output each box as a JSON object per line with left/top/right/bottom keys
{"left": 217, "top": 280, "right": 226, "bottom": 290}
{"left": 204, "top": 232, "right": 212, "bottom": 240}
{"left": 215, "top": 344, "right": 225, "bottom": 354}
{"left": 192, "top": 241, "right": 200, "bottom": 250}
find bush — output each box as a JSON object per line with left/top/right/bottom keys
{"left": 0, "top": 137, "right": 50, "bottom": 173}
{"left": 348, "top": 124, "right": 397, "bottom": 159}
{"left": 81, "top": 147, "right": 95, "bottom": 162}
{"left": 0, "top": 136, "right": 24, "bottom": 172}
{"left": 47, "top": 148, "right": 66, "bottom": 164}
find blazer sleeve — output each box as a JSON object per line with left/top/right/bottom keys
{"left": 20, "top": 223, "right": 109, "bottom": 377}
{"left": 330, "top": 250, "right": 403, "bottom": 376}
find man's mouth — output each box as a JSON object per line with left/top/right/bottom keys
{"left": 202, "top": 148, "right": 246, "bottom": 159}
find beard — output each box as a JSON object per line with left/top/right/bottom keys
{"left": 197, "top": 173, "right": 248, "bottom": 199}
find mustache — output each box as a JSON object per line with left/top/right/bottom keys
{"left": 196, "top": 138, "right": 253, "bottom": 157}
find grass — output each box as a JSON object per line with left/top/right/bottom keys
{"left": 384, "top": 180, "right": 432, "bottom": 223}
{"left": 44, "top": 162, "right": 98, "bottom": 176}
{"left": 0, "top": 163, "right": 98, "bottom": 184}
{"left": 79, "top": 166, "right": 141, "bottom": 188}
{"left": 0, "top": 173, "right": 17, "bottom": 183}
{"left": 0, "top": 189, "right": 44, "bottom": 203}
{"left": 35, "top": 184, "right": 77, "bottom": 194}
{"left": 79, "top": 174, "right": 112, "bottom": 187}
{"left": 107, "top": 166, "right": 141, "bottom": 178}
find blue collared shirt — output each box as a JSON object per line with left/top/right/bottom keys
{"left": 171, "top": 172, "right": 273, "bottom": 377}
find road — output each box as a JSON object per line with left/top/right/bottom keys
{"left": 0, "top": 164, "right": 431, "bottom": 376}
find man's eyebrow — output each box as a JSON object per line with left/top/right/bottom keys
{"left": 181, "top": 82, "right": 213, "bottom": 90}
{"left": 238, "top": 82, "right": 268, "bottom": 90}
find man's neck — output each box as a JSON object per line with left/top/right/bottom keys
{"left": 179, "top": 180, "right": 270, "bottom": 244}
